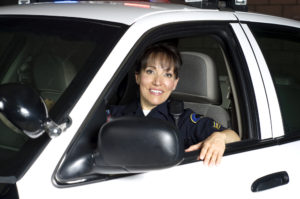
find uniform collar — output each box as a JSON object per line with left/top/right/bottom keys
{"left": 148, "top": 100, "right": 169, "bottom": 117}
{"left": 122, "top": 99, "right": 170, "bottom": 117}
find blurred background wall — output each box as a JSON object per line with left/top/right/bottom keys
{"left": 248, "top": 0, "right": 300, "bottom": 21}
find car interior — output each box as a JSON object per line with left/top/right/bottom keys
{"left": 172, "top": 51, "right": 231, "bottom": 128}
{"left": 0, "top": 25, "right": 97, "bottom": 167}
{"left": 0, "top": 36, "right": 80, "bottom": 151}
{"left": 0, "top": 30, "right": 244, "bottom": 186}
{"left": 51, "top": 33, "right": 249, "bottom": 185}
{"left": 108, "top": 35, "right": 241, "bottom": 137}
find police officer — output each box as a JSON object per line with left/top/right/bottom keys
{"left": 108, "top": 43, "right": 240, "bottom": 166}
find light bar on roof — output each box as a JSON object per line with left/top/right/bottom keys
{"left": 185, "top": 0, "right": 247, "bottom": 11}
{"left": 54, "top": 0, "right": 78, "bottom": 3}
{"left": 184, "top": 0, "right": 218, "bottom": 9}
{"left": 18, "top": 0, "right": 30, "bottom": 4}
{"left": 185, "top": 0, "right": 203, "bottom": 2}
{"left": 235, "top": 0, "right": 246, "bottom": 5}
{"left": 124, "top": 2, "right": 151, "bottom": 8}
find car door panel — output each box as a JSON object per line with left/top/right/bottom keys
{"left": 239, "top": 20, "right": 300, "bottom": 197}
{"left": 15, "top": 12, "right": 300, "bottom": 199}
{"left": 240, "top": 23, "right": 284, "bottom": 138}
{"left": 17, "top": 140, "right": 300, "bottom": 199}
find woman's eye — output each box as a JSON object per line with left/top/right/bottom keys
{"left": 145, "top": 69, "right": 153, "bottom": 74}
{"left": 165, "top": 73, "right": 173, "bottom": 78}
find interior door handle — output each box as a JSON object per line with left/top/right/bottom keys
{"left": 251, "top": 171, "right": 289, "bottom": 192}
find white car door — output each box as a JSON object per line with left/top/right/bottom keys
{"left": 240, "top": 16, "right": 300, "bottom": 196}
{"left": 15, "top": 12, "right": 300, "bottom": 199}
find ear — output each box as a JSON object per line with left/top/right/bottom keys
{"left": 172, "top": 78, "right": 179, "bottom": 91}
{"left": 135, "top": 73, "right": 140, "bottom": 85}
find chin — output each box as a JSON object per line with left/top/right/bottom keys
{"left": 150, "top": 99, "right": 166, "bottom": 106}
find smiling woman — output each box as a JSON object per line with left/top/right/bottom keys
{"left": 135, "top": 43, "right": 180, "bottom": 111}
{"left": 108, "top": 43, "right": 240, "bottom": 166}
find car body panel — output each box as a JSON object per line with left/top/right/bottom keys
{"left": 0, "top": 2, "right": 197, "bottom": 25}
{"left": 17, "top": 140, "right": 300, "bottom": 198}
{"left": 69, "top": 9, "right": 238, "bottom": 133}
{"left": 240, "top": 24, "right": 284, "bottom": 138}
{"left": 13, "top": 6, "right": 241, "bottom": 198}
{"left": 231, "top": 23, "right": 272, "bottom": 139}
{"left": 235, "top": 11, "right": 300, "bottom": 28}
{"left": 0, "top": 1, "right": 298, "bottom": 198}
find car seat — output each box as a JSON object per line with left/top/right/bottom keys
{"left": 0, "top": 52, "right": 76, "bottom": 150}
{"left": 171, "top": 51, "right": 231, "bottom": 128}
{"left": 31, "top": 53, "right": 76, "bottom": 108}
{"left": 274, "top": 76, "right": 300, "bottom": 133}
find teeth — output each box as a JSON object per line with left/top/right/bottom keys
{"left": 150, "top": 89, "right": 162, "bottom": 94}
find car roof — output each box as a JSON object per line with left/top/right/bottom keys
{"left": 0, "top": 1, "right": 199, "bottom": 25}
{"left": 0, "top": 1, "right": 299, "bottom": 28}
{"left": 236, "top": 11, "right": 300, "bottom": 29}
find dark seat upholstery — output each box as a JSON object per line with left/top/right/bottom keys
{"left": 274, "top": 76, "right": 300, "bottom": 133}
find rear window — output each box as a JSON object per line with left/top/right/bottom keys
{"left": 249, "top": 24, "right": 300, "bottom": 135}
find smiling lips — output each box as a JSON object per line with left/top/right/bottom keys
{"left": 150, "top": 89, "right": 163, "bottom": 95}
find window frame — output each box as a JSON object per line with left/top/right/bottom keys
{"left": 0, "top": 15, "right": 127, "bottom": 184}
{"left": 53, "top": 20, "right": 260, "bottom": 187}
{"left": 246, "top": 22, "right": 300, "bottom": 139}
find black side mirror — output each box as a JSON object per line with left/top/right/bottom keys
{"left": 0, "top": 83, "right": 69, "bottom": 138}
{"left": 94, "top": 117, "right": 184, "bottom": 174}
{"left": 53, "top": 116, "right": 183, "bottom": 185}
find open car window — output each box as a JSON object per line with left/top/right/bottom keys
{"left": 54, "top": 21, "right": 259, "bottom": 187}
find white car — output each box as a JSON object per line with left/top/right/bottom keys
{"left": 0, "top": 1, "right": 299, "bottom": 198}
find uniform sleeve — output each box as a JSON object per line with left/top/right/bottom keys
{"left": 179, "top": 110, "right": 226, "bottom": 148}
{"left": 105, "top": 105, "right": 121, "bottom": 122}
{"left": 106, "top": 109, "right": 112, "bottom": 122}
{"left": 106, "top": 102, "right": 137, "bottom": 121}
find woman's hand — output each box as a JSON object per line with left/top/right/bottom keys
{"left": 185, "top": 132, "right": 226, "bottom": 166}
{"left": 185, "top": 129, "right": 240, "bottom": 166}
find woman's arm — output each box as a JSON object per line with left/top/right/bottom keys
{"left": 185, "top": 129, "right": 240, "bottom": 166}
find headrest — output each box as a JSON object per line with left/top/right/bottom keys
{"left": 32, "top": 53, "right": 76, "bottom": 102}
{"left": 172, "top": 51, "right": 221, "bottom": 105}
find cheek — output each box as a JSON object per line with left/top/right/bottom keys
{"left": 164, "top": 79, "right": 177, "bottom": 91}
{"left": 139, "top": 74, "right": 152, "bottom": 87}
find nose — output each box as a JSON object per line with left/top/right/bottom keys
{"left": 152, "top": 74, "right": 161, "bottom": 86}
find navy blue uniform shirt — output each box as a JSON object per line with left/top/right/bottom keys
{"left": 107, "top": 100, "right": 226, "bottom": 149}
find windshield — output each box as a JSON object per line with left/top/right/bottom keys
{"left": 0, "top": 16, "right": 127, "bottom": 182}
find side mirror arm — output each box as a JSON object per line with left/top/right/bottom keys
{"left": 43, "top": 117, "right": 72, "bottom": 138}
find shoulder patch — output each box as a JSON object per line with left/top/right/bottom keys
{"left": 190, "top": 113, "right": 201, "bottom": 123}
{"left": 106, "top": 109, "right": 112, "bottom": 122}
{"left": 213, "top": 121, "right": 221, "bottom": 130}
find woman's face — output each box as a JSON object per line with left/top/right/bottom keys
{"left": 135, "top": 54, "right": 179, "bottom": 110}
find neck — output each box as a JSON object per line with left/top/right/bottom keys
{"left": 140, "top": 101, "right": 156, "bottom": 111}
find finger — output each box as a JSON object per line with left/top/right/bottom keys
{"left": 202, "top": 147, "right": 213, "bottom": 165}
{"left": 199, "top": 144, "right": 208, "bottom": 160}
{"left": 208, "top": 152, "right": 218, "bottom": 167}
{"left": 216, "top": 147, "right": 225, "bottom": 165}
{"left": 216, "top": 152, "right": 223, "bottom": 166}
{"left": 185, "top": 142, "right": 202, "bottom": 152}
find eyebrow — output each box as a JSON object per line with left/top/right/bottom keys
{"left": 145, "top": 65, "right": 157, "bottom": 69}
{"left": 145, "top": 65, "right": 173, "bottom": 73}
